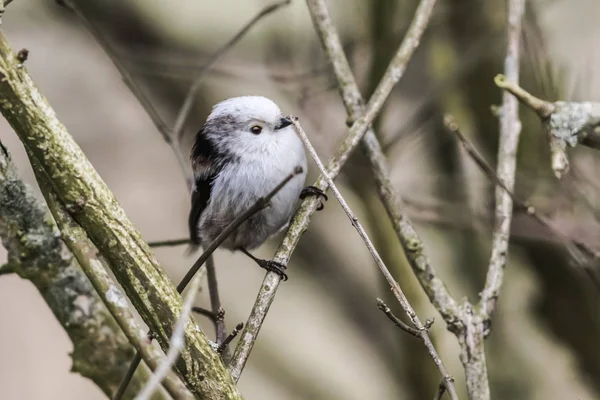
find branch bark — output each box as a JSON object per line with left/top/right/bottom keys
{"left": 495, "top": 74, "right": 600, "bottom": 178}
{"left": 35, "top": 169, "right": 194, "bottom": 400}
{"left": 0, "top": 142, "right": 160, "bottom": 399}
{"left": 0, "top": 30, "right": 242, "bottom": 399}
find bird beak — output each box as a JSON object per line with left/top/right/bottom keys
{"left": 275, "top": 117, "right": 293, "bottom": 130}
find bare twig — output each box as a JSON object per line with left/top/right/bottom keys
{"left": 293, "top": 117, "right": 456, "bottom": 396}
{"left": 64, "top": 0, "right": 189, "bottom": 181}
{"left": 134, "top": 272, "right": 204, "bottom": 400}
{"left": 434, "top": 379, "right": 447, "bottom": 400}
{"left": 479, "top": 0, "right": 526, "bottom": 322}
{"left": 376, "top": 298, "right": 433, "bottom": 338}
{"left": 218, "top": 323, "right": 244, "bottom": 355}
{"left": 207, "top": 255, "right": 227, "bottom": 349}
{"left": 495, "top": 74, "right": 600, "bottom": 177}
{"left": 229, "top": 0, "right": 440, "bottom": 382}
{"left": 148, "top": 238, "right": 191, "bottom": 248}
{"left": 172, "top": 0, "right": 292, "bottom": 142}
{"left": 304, "top": 0, "right": 459, "bottom": 323}
{"left": 444, "top": 114, "right": 598, "bottom": 266}
{"left": 116, "top": 166, "right": 303, "bottom": 397}
{"left": 193, "top": 306, "right": 218, "bottom": 321}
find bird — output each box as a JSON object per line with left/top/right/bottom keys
{"left": 188, "top": 96, "right": 326, "bottom": 280}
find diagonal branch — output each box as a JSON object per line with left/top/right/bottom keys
{"left": 36, "top": 171, "right": 194, "bottom": 400}
{"left": 134, "top": 271, "right": 204, "bottom": 400}
{"left": 115, "top": 166, "right": 303, "bottom": 398}
{"left": 293, "top": 117, "right": 457, "bottom": 399}
{"left": 0, "top": 30, "right": 242, "bottom": 399}
{"left": 305, "top": 0, "right": 459, "bottom": 324}
{"left": 0, "top": 142, "right": 163, "bottom": 399}
{"left": 229, "top": 0, "right": 440, "bottom": 382}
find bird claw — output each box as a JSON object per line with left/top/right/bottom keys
{"left": 257, "top": 259, "right": 288, "bottom": 281}
{"left": 300, "top": 186, "right": 328, "bottom": 211}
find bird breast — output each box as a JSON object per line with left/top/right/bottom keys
{"left": 199, "top": 131, "right": 307, "bottom": 250}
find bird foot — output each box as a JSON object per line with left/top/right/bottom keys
{"left": 255, "top": 259, "right": 288, "bottom": 281}
{"left": 300, "top": 185, "right": 328, "bottom": 210}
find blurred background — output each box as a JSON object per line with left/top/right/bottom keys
{"left": 1, "top": 0, "right": 600, "bottom": 399}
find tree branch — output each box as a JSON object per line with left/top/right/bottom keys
{"left": 304, "top": 0, "right": 460, "bottom": 324}
{"left": 37, "top": 171, "right": 194, "bottom": 400}
{"left": 376, "top": 298, "right": 433, "bottom": 338}
{"left": 479, "top": 0, "right": 525, "bottom": 322}
{"left": 0, "top": 142, "right": 160, "bottom": 399}
{"left": 229, "top": 0, "right": 441, "bottom": 382}
{"left": 293, "top": 117, "right": 456, "bottom": 397}
{"left": 0, "top": 30, "right": 242, "bottom": 399}
{"left": 495, "top": 74, "right": 600, "bottom": 177}
{"left": 116, "top": 167, "right": 303, "bottom": 397}
{"left": 134, "top": 272, "right": 204, "bottom": 400}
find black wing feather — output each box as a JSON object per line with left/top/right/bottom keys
{"left": 188, "top": 128, "right": 219, "bottom": 245}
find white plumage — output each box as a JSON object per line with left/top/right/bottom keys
{"left": 189, "top": 96, "right": 308, "bottom": 251}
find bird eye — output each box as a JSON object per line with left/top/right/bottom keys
{"left": 250, "top": 125, "right": 262, "bottom": 134}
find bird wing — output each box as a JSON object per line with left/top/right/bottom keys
{"left": 188, "top": 129, "right": 220, "bottom": 245}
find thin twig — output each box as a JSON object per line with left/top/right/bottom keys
{"left": 172, "top": 0, "right": 292, "bottom": 142}
{"left": 116, "top": 166, "right": 303, "bottom": 397}
{"left": 304, "top": 0, "right": 459, "bottom": 323}
{"left": 292, "top": 117, "right": 456, "bottom": 396}
{"left": 444, "top": 115, "right": 598, "bottom": 272}
{"left": 134, "top": 272, "right": 204, "bottom": 400}
{"left": 207, "top": 254, "right": 227, "bottom": 349}
{"left": 376, "top": 298, "right": 434, "bottom": 338}
{"left": 479, "top": 0, "right": 526, "bottom": 321}
{"left": 229, "top": 0, "right": 442, "bottom": 383}
{"left": 218, "top": 323, "right": 244, "bottom": 355}
{"left": 434, "top": 379, "right": 447, "bottom": 400}
{"left": 494, "top": 74, "right": 554, "bottom": 118}
{"left": 64, "top": 0, "right": 190, "bottom": 181}
{"left": 192, "top": 306, "right": 218, "bottom": 322}
{"left": 148, "top": 238, "right": 191, "bottom": 248}
{"left": 177, "top": 166, "right": 303, "bottom": 292}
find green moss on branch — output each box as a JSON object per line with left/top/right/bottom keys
{"left": 0, "top": 142, "right": 159, "bottom": 399}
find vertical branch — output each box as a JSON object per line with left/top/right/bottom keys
{"left": 479, "top": 0, "right": 525, "bottom": 323}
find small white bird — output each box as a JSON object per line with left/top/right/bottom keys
{"left": 188, "top": 96, "right": 326, "bottom": 280}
